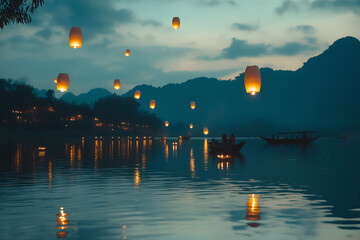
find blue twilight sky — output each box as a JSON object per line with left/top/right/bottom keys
{"left": 0, "top": 0, "right": 359, "bottom": 95}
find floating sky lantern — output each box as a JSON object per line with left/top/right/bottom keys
{"left": 246, "top": 194, "right": 261, "bottom": 221}
{"left": 172, "top": 17, "right": 180, "bottom": 29}
{"left": 69, "top": 27, "right": 82, "bottom": 49}
{"left": 54, "top": 78, "right": 57, "bottom": 84}
{"left": 56, "top": 73, "right": 69, "bottom": 92}
{"left": 125, "top": 49, "right": 130, "bottom": 56}
{"left": 190, "top": 101, "right": 196, "bottom": 110}
{"left": 114, "top": 79, "right": 121, "bottom": 90}
{"left": 244, "top": 65, "right": 261, "bottom": 95}
{"left": 203, "top": 127, "right": 209, "bottom": 136}
{"left": 150, "top": 100, "right": 156, "bottom": 109}
{"left": 190, "top": 123, "right": 193, "bottom": 129}
{"left": 165, "top": 121, "right": 169, "bottom": 127}
{"left": 134, "top": 90, "right": 141, "bottom": 99}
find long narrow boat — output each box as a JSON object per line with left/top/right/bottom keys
{"left": 209, "top": 142, "right": 245, "bottom": 153}
{"left": 179, "top": 136, "right": 191, "bottom": 140}
{"left": 261, "top": 131, "right": 319, "bottom": 144}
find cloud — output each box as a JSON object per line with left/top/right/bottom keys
{"left": 275, "top": 0, "right": 299, "bottom": 15}
{"left": 232, "top": 23, "right": 259, "bottom": 31}
{"left": 272, "top": 42, "right": 317, "bottom": 55}
{"left": 199, "top": 0, "right": 237, "bottom": 6}
{"left": 35, "top": 27, "right": 61, "bottom": 40}
{"left": 201, "top": 38, "right": 319, "bottom": 60}
{"left": 289, "top": 25, "right": 316, "bottom": 34}
{"left": 227, "top": 1, "right": 237, "bottom": 6}
{"left": 310, "top": 0, "right": 360, "bottom": 14}
{"left": 141, "top": 20, "right": 162, "bottom": 27}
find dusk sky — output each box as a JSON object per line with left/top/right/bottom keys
{"left": 0, "top": 0, "right": 359, "bottom": 95}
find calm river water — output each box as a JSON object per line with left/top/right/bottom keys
{"left": 0, "top": 137, "right": 359, "bottom": 240}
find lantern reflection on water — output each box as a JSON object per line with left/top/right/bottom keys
{"left": 246, "top": 194, "right": 261, "bottom": 226}
{"left": 56, "top": 207, "right": 69, "bottom": 238}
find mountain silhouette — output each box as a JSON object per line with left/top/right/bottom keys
{"left": 60, "top": 88, "right": 112, "bottom": 105}
{"left": 121, "top": 36, "right": 360, "bottom": 136}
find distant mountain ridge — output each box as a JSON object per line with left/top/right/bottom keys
{"left": 121, "top": 36, "right": 360, "bottom": 136}
{"left": 60, "top": 88, "right": 112, "bottom": 105}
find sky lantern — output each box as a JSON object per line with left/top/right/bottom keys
{"left": 134, "top": 90, "right": 141, "bottom": 99}
{"left": 190, "top": 123, "right": 193, "bottom": 129}
{"left": 125, "top": 49, "right": 130, "bottom": 56}
{"left": 244, "top": 65, "right": 261, "bottom": 95}
{"left": 54, "top": 78, "right": 57, "bottom": 84}
{"left": 172, "top": 17, "right": 180, "bottom": 29}
{"left": 69, "top": 27, "right": 82, "bottom": 49}
{"left": 165, "top": 121, "right": 169, "bottom": 127}
{"left": 150, "top": 100, "right": 156, "bottom": 109}
{"left": 190, "top": 101, "right": 196, "bottom": 109}
{"left": 114, "top": 79, "right": 121, "bottom": 90}
{"left": 203, "top": 127, "right": 209, "bottom": 135}
{"left": 56, "top": 73, "right": 69, "bottom": 92}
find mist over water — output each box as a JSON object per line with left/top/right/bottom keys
{"left": 0, "top": 137, "right": 359, "bottom": 239}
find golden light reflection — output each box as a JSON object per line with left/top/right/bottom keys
{"left": 48, "top": 161, "right": 52, "bottom": 186}
{"left": 134, "top": 168, "right": 140, "bottom": 187}
{"left": 56, "top": 207, "right": 69, "bottom": 238}
{"left": 15, "top": 145, "right": 22, "bottom": 172}
{"left": 77, "top": 146, "right": 81, "bottom": 161}
{"left": 38, "top": 146, "right": 46, "bottom": 157}
{"left": 190, "top": 147, "right": 195, "bottom": 178}
{"left": 70, "top": 145, "right": 75, "bottom": 168}
{"left": 82, "top": 137, "right": 84, "bottom": 148}
{"left": 204, "top": 138, "right": 208, "bottom": 171}
{"left": 217, "top": 161, "right": 229, "bottom": 170}
{"left": 246, "top": 194, "right": 261, "bottom": 224}
{"left": 165, "top": 144, "right": 169, "bottom": 161}
{"left": 95, "top": 140, "right": 99, "bottom": 169}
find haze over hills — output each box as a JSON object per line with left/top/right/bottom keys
{"left": 122, "top": 36, "right": 360, "bottom": 136}
{"left": 59, "top": 88, "right": 112, "bottom": 105}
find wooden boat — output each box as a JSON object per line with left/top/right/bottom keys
{"left": 209, "top": 142, "right": 245, "bottom": 153}
{"left": 262, "top": 131, "right": 319, "bottom": 144}
{"left": 178, "top": 136, "right": 191, "bottom": 140}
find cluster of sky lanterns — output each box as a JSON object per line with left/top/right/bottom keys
{"left": 55, "top": 16, "right": 262, "bottom": 136}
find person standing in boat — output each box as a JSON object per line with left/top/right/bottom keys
{"left": 229, "top": 133, "right": 235, "bottom": 144}
{"left": 222, "top": 134, "right": 228, "bottom": 144}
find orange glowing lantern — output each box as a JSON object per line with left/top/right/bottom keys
{"left": 54, "top": 78, "right": 57, "bottom": 84}
{"left": 165, "top": 121, "right": 169, "bottom": 127}
{"left": 56, "top": 73, "right": 69, "bottom": 92}
{"left": 125, "top": 49, "right": 130, "bottom": 56}
{"left": 150, "top": 100, "right": 156, "bottom": 109}
{"left": 69, "top": 27, "right": 82, "bottom": 49}
{"left": 189, "top": 123, "right": 193, "bottom": 129}
{"left": 203, "top": 127, "right": 209, "bottom": 135}
{"left": 172, "top": 17, "right": 180, "bottom": 29}
{"left": 114, "top": 79, "right": 121, "bottom": 90}
{"left": 134, "top": 90, "right": 141, "bottom": 99}
{"left": 190, "top": 101, "right": 195, "bottom": 109}
{"left": 244, "top": 65, "right": 261, "bottom": 95}
{"left": 246, "top": 194, "right": 261, "bottom": 221}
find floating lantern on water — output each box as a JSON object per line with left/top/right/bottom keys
{"left": 56, "top": 73, "right": 69, "bottom": 92}
{"left": 165, "top": 121, "right": 169, "bottom": 127}
{"left": 69, "top": 27, "right": 82, "bottom": 49}
{"left": 244, "top": 65, "right": 261, "bottom": 95}
{"left": 203, "top": 127, "right": 209, "bottom": 136}
{"left": 172, "top": 17, "right": 180, "bottom": 29}
{"left": 125, "top": 49, "right": 130, "bottom": 56}
{"left": 190, "top": 101, "right": 196, "bottom": 110}
{"left": 217, "top": 154, "right": 231, "bottom": 159}
{"left": 190, "top": 123, "right": 193, "bottom": 129}
{"left": 150, "top": 100, "right": 156, "bottom": 109}
{"left": 114, "top": 79, "right": 121, "bottom": 90}
{"left": 134, "top": 90, "right": 141, "bottom": 99}
{"left": 246, "top": 194, "right": 261, "bottom": 222}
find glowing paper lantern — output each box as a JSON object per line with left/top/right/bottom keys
{"left": 190, "top": 123, "right": 193, "bottom": 129}
{"left": 190, "top": 101, "right": 196, "bottom": 109}
{"left": 244, "top": 65, "right": 261, "bottom": 95}
{"left": 203, "top": 127, "right": 209, "bottom": 136}
{"left": 56, "top": 73, "right": 69, "bottom": 92}
{"left": 114, "top": 79, "right": 121, "bottom": 90}
{"left": 69, "top": 27, "right": 82, "bottom": 49}
{"left": 125, "top": 49, "right": 130, "bottom": 56}
{"left": 134, "top": 90, "right": 141, "bottom": 99}
{"left": 150, "top": 100, "right": 156, "bottom": 109}
{"left": 54, "top": 78, "right": 57, "bottom": 84}
{"left": 172, "top": 17, "right": 180, "bottom": 30}
{"left": 165, "top": 121, "right": 169, "bottom": 127}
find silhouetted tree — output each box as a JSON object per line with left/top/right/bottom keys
{"left": 0, "top": 0, "right": 44, "bottom": 29}
{"left": 46, "top": 89, "right": 54, "bottom": 103}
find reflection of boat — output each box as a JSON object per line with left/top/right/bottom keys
{"left": 209, "top": 142, "right": 245, "bottom": 153}
{"left": 178, "top": 136, "right": 191, "bottom": 140}
{"left": 262, "top": 131, "right": 319, "bottom": 144}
